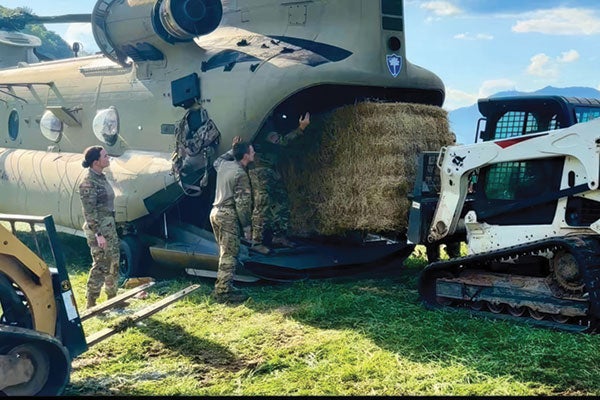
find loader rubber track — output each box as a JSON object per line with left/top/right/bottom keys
{"left": 418, "top": 235, "right": 600, "bottom": 333}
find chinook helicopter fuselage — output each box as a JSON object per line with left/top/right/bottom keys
{"left": 0, "top": 0, "right": 444, "bottom": 280}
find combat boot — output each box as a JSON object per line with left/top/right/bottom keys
{"left": 211, "top": 290, "right": 249, "bottom": 304}
{"left": 86, "top": 296, "right": 97, "bottom": 309}
{"left": 250, "top": 243, "right": 271, "bottom": 255}
{"left": 271, "top": 236, "right": 296, "bottom": 248}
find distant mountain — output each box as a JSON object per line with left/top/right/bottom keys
{"left": 448, "top": 86, "right": 600, "bottom": 144}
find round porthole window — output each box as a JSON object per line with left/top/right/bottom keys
{"left": 93, "top": 107, "right": 119, "bottom": 146}
{"left": 8, "top": 110, "right": 19, "bottom": 141}
{"left": 40, "top": 110, "right": 63, "bottom": 142}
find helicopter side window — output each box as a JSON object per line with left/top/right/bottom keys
{"left": 40, "top": 111, "right": 63, "bottom": 143}
{"left": 8, "top": 110, "right": 19, "bottom": 141}
{"left": 93, "top": 107, "right": 119, "bottom": 146}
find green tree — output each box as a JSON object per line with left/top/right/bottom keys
{"left": 0, "top": 5, "right": 73, "bottom": 60}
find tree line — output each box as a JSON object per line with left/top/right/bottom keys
{"left": 0, "top": 5, "right": 74, "bottom": 60}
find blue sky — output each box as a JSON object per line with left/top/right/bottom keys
{"left": 3, "top": 0, "right": 600, "bottom": 110}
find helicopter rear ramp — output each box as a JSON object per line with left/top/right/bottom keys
{"left": 242, "top": 237, "right": 414, "bottom": 281}
{"left": 147, "top": 222, "right": 413, "bottom": 282}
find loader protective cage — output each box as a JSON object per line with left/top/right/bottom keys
{"left": 477, "top": 95, "right": 600, "bottom": 142}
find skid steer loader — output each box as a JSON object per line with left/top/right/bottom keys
{"left": 409, "top": 95, "right": 600, "bottom": 332}
{"left": 0, "top": 213, "right": 199, "bottom": 395}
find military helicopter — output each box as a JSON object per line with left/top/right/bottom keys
{"left": 0, "top": 0, "right": 445, "bottom": 282}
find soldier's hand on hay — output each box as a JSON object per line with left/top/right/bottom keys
{"left": 299, "top": 112, "right": 310, "bottom": 132}
{"left": 232, "top": 136, "right": 242, "bottom": 146}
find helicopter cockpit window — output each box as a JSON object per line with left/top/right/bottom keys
{"left": 93, "top": 107, "right": 119, "bottom": 146}
{"left": 40, "top": 111, "right": 63, "bottom": 142}
{"left": 8, "top": 110, "right": 19, "bottom": 141}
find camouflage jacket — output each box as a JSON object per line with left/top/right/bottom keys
{"left": 79, "top": 168, "right": 115, "bottom": 235}
{"left": 253, "top": 127, "right": 303, "bottom": 169}
{"left": 213, "top": 152, "right": 252, "bottom": 228}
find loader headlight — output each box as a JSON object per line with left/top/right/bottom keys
{"left": 93, "top": 107, "right": 120, "bottom": 146}
{"left": 40, "top": 111, "right": 63, "bottom": 143}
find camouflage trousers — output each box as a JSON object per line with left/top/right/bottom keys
{"left": 248, "top": 167, "right": 290, "bottom": 244}
{"left": 83, "top": 217, "right": 120, "bottom": 302}
{"left": 210, "top": 205, "right": 241, "bottom": 295}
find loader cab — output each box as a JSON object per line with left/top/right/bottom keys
{"left": 471, "top": 95, "right": 600, "bottom": 226}
{"left": 476, "top": 95, "right": 600, "bottom": 143}
{"left": 472, "top": 157, "right": 565, "bottom": 225}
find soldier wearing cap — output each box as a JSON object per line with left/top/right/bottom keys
{"left": 210, "top": 140, "right": 255, "bottom": 303}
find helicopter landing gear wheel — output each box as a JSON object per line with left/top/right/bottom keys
{"left": 470, "top": 301, "right": 485, "bottom": 311}
{"left": 3, "top": 343, "right": 50, "bottom": 396}
{"left": 119, "top": 235, "right": 147, "bottom": 282}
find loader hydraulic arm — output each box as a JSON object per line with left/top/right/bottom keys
{"left": 427, "top": 119, "right": 600, "bottom": 243}
{"left": 427, "top": 144, "right": 500, "bottom": 242}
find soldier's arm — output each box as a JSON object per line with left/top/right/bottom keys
{"left": 213, "top": 149, "right": 234, "bottom": 171}
{"left": 79, "top": 180, "right": 101, "bottom": 235}
{"left": 213, "top": 136, "right": 241, "bottom": 170}
{"left": 278, "top": 128, "right": 301, "bottom": 146}
{"left": 279, "top": 112, "right": 310, "bottom": 146}
{"left": 233, "top": 170, "right": 253, "bottom": 229}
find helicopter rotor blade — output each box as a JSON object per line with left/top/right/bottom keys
{"left": 31, "top": 14, "right": 91, "bottom": 24}
{"left": 0, "top": 13, "right": 91, "bottom": 31}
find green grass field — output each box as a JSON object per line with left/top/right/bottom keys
{"left": 49, "top": 235, "right": 599, "bottom": 396}
{"left": 3, "top": 224, "right": 599, "bottom": 396}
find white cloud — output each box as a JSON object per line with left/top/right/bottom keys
{"left": 420, "top": 1, "right": 462, "bottom": 17}
{"left": 526, "top": 53, "right": 558, "bottom": 78}
{"left": 512, "top": 8, "right": 600, "bottom": 35}
{"left": 443, "top": 88, "right": 479, "bottom": 111}
{"left": 526, "top": 51, "right": 579, "bottom": 79}
{"left": 558, "top": 49, "right": 579, "bottom": 63}
{"left": 478, "top": 79, "right": 517, "bottom": 98}
{"left": 453, "top": 32, "right": 494, "bottom": 40}
{"left": 64, "top": 23, "right": 99, "bottom": 53}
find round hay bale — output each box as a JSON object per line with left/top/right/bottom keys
{"left": 280, "top": 101, "right": 454, "bottom": 237}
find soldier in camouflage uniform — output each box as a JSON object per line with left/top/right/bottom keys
{"left": 79, "top": 146, "right": 120, "bottom": 309}
{"left": 210, "top": 140, "right": 255, "bottom": 303}
{"left": 249, "top": 112, "right": 310, "bottom": 253}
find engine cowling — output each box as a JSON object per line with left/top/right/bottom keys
{"left": 91, "top": 0, "right": 223, "bottom": 65}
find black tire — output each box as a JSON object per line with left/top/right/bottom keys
{"left": 0, "top": 273, "right": 32, "bottom": 329}
{"left": 119, "top": 235, "right": 146, "bottom": 280}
